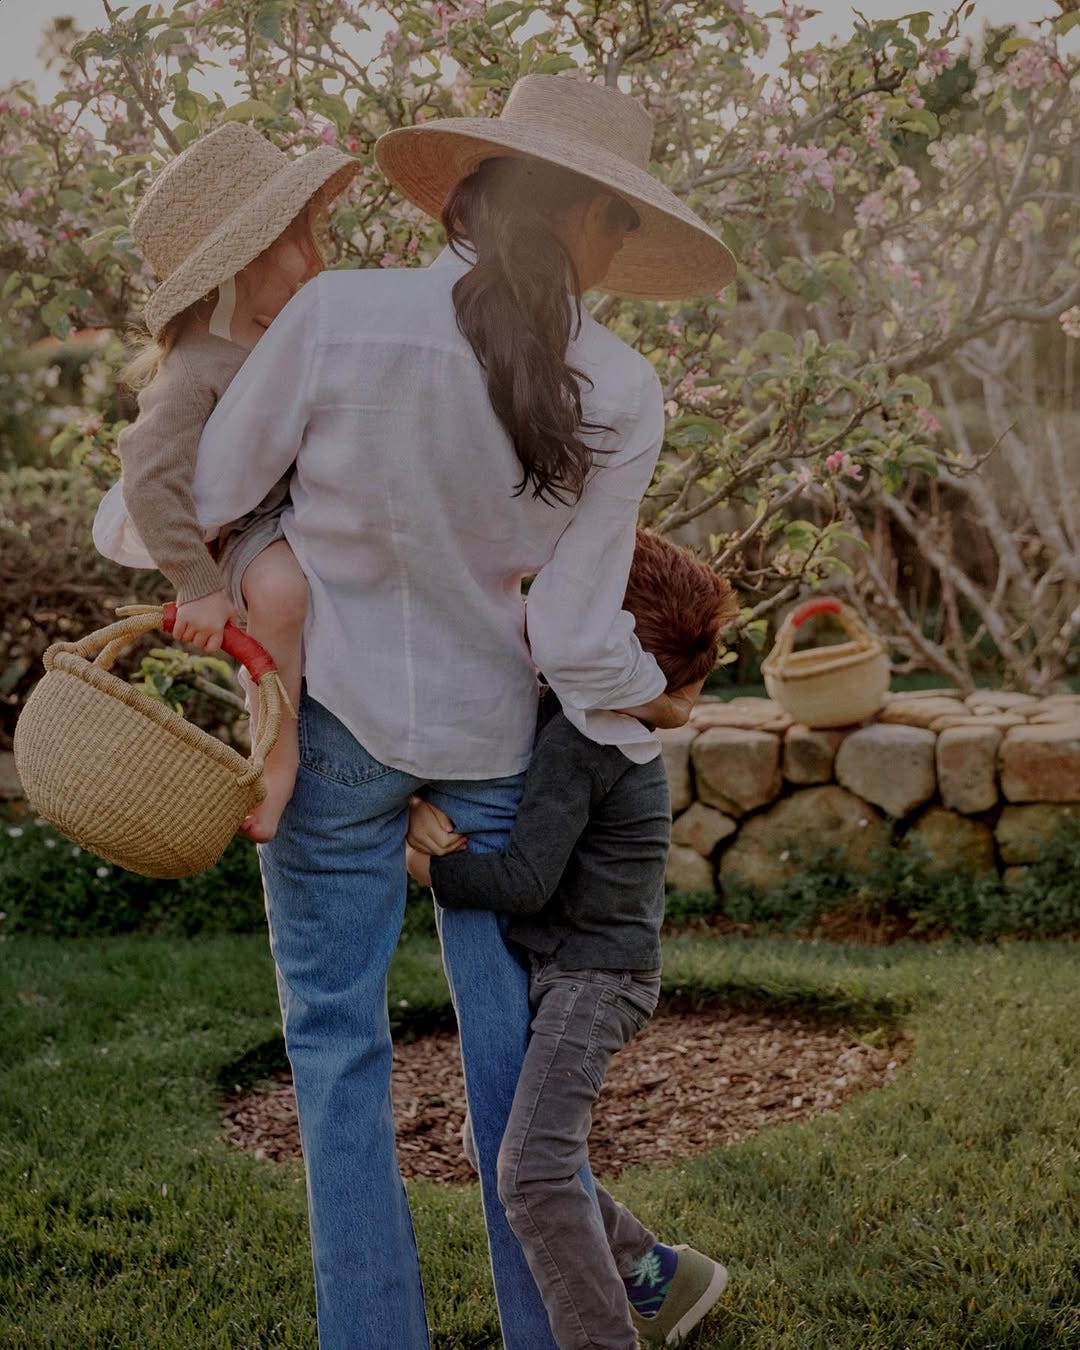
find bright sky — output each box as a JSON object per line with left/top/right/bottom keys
{"left": 0, "top": 0, "right": 1058, "bottom": 104}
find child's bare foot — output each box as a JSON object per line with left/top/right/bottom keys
{"left": 240, "top": 759, "right": 297, "bottom": 842}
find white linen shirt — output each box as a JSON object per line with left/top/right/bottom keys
{"left": 96, "top": 246, "right": 667, "bottom": 778}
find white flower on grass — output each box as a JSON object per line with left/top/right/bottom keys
{"left": 96, "top": 866, "right": 110, "bottom": 878}
{"left": 6, "top": 826, "right": 23, "bottom": 838}
{"left": 43, "top": 838, "right": 56, "bottom": 849}
{"left": 71, "top": 846, "right": 82, "bottom": 856}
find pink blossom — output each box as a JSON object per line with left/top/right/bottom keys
{"left": 1059, "top": 306, "right": 1080, "bottom": 340}
{"left": 926, "top": 45, "right": 954, "bottom": 71}
{"left": 906, "top": 90, "right": 925, "bottom": 110}
{"left": 915, "top": 407, "right": 942, "bottom": 435}
{"left": 319, "top": 122, "right": 337, "bottom": 146}
{"left": 379, "top": 252, "right": 397, "bottom": 268}
{"left": 825, "top": 450, "right": 863, "bottom": 480}
{"left": 1006, "top": 45, "right": 1058, "bottom": 92}
{"left": 891, "top": 166, "right": 920, "bottom": 198}
{"left": 7, "top": 219, "right": 46, "bottom": 259}
{"left": 854, "top": 190, "right": 888, "bottom": 229}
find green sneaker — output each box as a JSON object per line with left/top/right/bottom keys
{"left": 629, "top": 1245, "right": 728, "bottom": 1345}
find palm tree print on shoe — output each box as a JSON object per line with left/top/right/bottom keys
{"left": 628, "top": 1245, "right": 729, "bottom": 1345}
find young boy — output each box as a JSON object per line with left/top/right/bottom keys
{"left": 407, "top": 529, "right": 740, "bottom": 1350}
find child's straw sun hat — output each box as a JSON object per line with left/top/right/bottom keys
{"left": 375, "top": 74, "right": 736, "bottom": 301}
{"left": 135, "top": 122, "right": 359, "bottom": 338}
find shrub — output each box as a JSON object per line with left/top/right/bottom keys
{"left": 0, "top": 813, "right": 437, "bottom": 940}
{"left": 713, "top": 823, "right": 1080, "bottom": 941}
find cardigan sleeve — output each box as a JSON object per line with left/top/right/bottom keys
{"left": 116, "top": 354, "right": 225, "bottom": 604}
{"left": 525, "top": 365, "right": 667, "bottom": 715}
{"left": 191, "top": 278, "right": 322, "bottom": 529}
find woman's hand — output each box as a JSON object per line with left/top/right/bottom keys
{"left": 613, "top": 678, "right": 705, "bottom": 730}
{"left": 407, "top": 797, "right": 467, "bottom": 855}
{"left": 173, "top": 589, "right": 236, "bottom": 652}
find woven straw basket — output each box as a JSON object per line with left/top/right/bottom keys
{"left": 13, "top": 604, "right": 285, "bottom": 879}
{"left": 761, "top": 598, "right": 889, "bottom": 729}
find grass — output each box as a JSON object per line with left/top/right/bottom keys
{"left": 1, "top": 932, "right": 1077, "bottom": 1348}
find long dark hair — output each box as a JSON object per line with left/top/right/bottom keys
{"left": 443, "top": 156, "right": 626, "bottom": 507}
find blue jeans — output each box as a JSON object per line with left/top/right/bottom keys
{"left": 258, "top": 691, "right": 561, "bottom": 1350}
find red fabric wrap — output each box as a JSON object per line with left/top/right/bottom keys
{"left": 161, "top": 602, "right": 277, "bottom": 682}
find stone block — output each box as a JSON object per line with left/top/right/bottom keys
{"left": 884, "top": 687, "right": 961, "bottom": 701}
{"left": 691, "top": 727, "right": 782, "bottom": 817}
{"left": 719, "top": 785, "right": 886, "bottom": 893}
{"left": 834, "top": 724, "right": 936, "bottom": 819}
{"left": 936, "top": 724, "right": 1001, "bottom": 814}
{"left": 0, "top": 753, "right": 23, "bottom": 799}
{"left": 783, "top": 724, "right": 846, "bottom": 785}
{"left": 995, "top": 803, "right": 1080, "bottom": 863}
{"left": 670, "top": 802, "right": 737, "bottom": 857}
{"left": 692, "top": 697, "right": 792, "bottom": 734}
{"left": 657, "top": 725, "right": 698, "bottom": 813}
{"left": 906, "top": 806, "right": 996, "bottom": 873}
{"left": 1002, "top": 866, "right": 1028, "bottom": 888}
{"left": 878, "top": 698, "right": 967, "bottom": 729}
{"left": 665, "top": 843, "right": 716, "bottom": 895}
{"left": 965, "top": 691, "right": 1037, "bottom": 711}
{"left": 1000, "top": 724, "right": 1080, "bottom": 803}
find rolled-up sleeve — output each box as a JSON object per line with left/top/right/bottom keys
{"left": 526, "top": 365, "right": 667, "bottom": 714}
{"left": 191, "top": 276, "right": 322, "bottom": 530}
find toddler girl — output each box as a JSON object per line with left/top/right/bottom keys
{"left": 93, "top": 122, "right": 357, "bottom": 840}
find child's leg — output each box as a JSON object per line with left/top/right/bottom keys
{"left": 496, "top": 964, "right": 650, "bottom": 1350}
{"left": 239, "top": 539, "right": 306, "bottom": 843}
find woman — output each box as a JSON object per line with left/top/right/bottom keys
{"left": 188, "top": 75, "right": 735, "bottom": 1348}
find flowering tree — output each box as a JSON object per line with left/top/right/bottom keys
{"left": 1, "top": 0, "right": 1078, "bottom": 692}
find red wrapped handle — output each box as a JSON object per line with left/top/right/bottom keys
{"left": 162, "top": 601, "right": 278, "bottom": 683}
{"left": 791, "top": 597, "right": 843, "bottom": 628}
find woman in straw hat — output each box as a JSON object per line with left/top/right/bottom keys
{"left": 93, "top": 122, "right": 358, "bottom": 841}
{"left": 180, "top": 74, "right": 735, "bottom": 1349}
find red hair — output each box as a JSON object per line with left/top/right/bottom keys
{"left": 623, "top": 530, "right": 739, "bottom": 691}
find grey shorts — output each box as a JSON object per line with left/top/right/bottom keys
{"left": 214, "top": 475, "right": 290, "bottom": 624}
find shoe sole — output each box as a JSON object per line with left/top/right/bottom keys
{"left": 665, "top": 1256, "right": 728, "bottom": 1345}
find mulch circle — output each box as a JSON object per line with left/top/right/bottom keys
{"left": 222, "top": 1008, "right": 909, "bottom": 1181}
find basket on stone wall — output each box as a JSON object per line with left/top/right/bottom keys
{"left": 762, "top": 598, "right": 889, "bottom": 729}
{"left": 13, "top": 603, "right": 286, "bottom": 879}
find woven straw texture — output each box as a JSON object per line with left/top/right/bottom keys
{"left": 13, "top": 610, "right": 281, "bottom": 879}
{"left": 762, "top": 602, "right": 889, "bottom": 729}
{"left": 375, "top": 75, "right": 736, "bottom": 300}
{"left": 136, "top": 122, "right": 359, "bottom": 337}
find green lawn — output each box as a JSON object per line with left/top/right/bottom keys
{"left": 2, "top": 932, "right": 1077, "bottom": 1348}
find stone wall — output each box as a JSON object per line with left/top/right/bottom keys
{"left": 3, "top": 685, "right": 1079, "bottom": 892}
{"left": 660, "top": 690, "right": 1080, "bottom": 895}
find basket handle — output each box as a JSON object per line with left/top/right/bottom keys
{"left": 763, "top": 596, "right": 879, "bottom": 673}
{"left": 161, "top": 602, "right": 278, "bottom": 684}
{"left": 42, "top": 606, "right": 287, "bottom": 785}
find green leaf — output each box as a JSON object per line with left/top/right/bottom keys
{"left": 532, "top": 54, "right": 576, "bottom": 75}
{"left": 173, "top": 89, "right": 199, "bottom": 123}
{"left": 907, "top": 12, "right": 931, "bottom": 39}
{"left": 485, "top": 1, "right": 520, "bottom": 25}
{"left": 56, "top": 189, "right": 85, "bottom": 210}
{"left": 752, "top": 330, "right": 797, "bottom": 358}
{"left": 2, "top": 273, "right": 22, "bottom": 301}
{"left": 893, "top": 374, "right": 933, "bottom": 407}
{"left": 254, "top": 2, "right": 283, "bottom": 42}
{"left": 999, "top": 36, "right": 1033, "bottom": 53}
{"left": 899, "top": 107, "right": 940, "bottom": 138}
{"left": 1057, "top": 12, "right": 1080, "bottom": 35}
{"left": 220, "top": 99, "right": 274, "bottom": 123}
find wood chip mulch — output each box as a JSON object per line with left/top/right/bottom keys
{"left": 222, "top": 1009, "right": 909, "bottom": 1181}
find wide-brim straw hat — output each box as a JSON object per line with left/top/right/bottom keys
{"left": 135, "top": 122, "right": 359, "bottom": 338}
{"left": 375, "top": 74, "right": 736, "bottom": 301}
